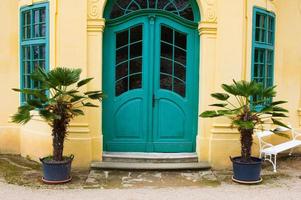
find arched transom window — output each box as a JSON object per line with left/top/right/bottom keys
{"left": 109, "top": 0, "right": 195, "bottom": 21}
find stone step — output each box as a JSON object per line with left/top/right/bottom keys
{"left": 91, "top": 161, "right": 211, "bottom": 170}
{"left": 102, "top": 152, "right": 199, "bottom": 163}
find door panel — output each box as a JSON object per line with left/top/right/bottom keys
{"left": 114, "top": 98, "right": 143, "bottom": 139}
{"left": 152, "top": 18, "right": 196, "bottom": 152}
{"left": 157, "top": 99, "right": 185, "bottom": 139}
{"left": 103, "top": 16, "right": 198, "bottom": 153}
{"left": 103, "top": 17, "right": 150, "bottom": 152}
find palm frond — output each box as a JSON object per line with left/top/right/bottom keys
{"left": 48, "top": 67, "right": 81, "bottom": 87}
{"left": 211, "top": 93, "right": 230, "bottom": 101}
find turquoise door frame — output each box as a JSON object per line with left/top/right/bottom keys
{"left": 103, "top": 13, "right": 199, "bottom": 153}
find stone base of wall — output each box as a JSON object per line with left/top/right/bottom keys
{"left": 0, "top": 119, "right": 102, "bottom": 169}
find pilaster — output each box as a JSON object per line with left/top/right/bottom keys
{"left": 86, "top": 0, "right": 105, "bottom": 161}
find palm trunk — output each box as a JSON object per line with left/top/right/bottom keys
{"left": 52, "top": 103, "right": 69, "bottom": 161}
{"left": 240, "top": 128, "right": 253, "bottom": 162}
{"left": 52, "top": 119, "right": 67, "bottom": 161}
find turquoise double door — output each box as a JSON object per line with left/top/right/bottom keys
{"left": 103, "top": 15, "right": 199, "bottom": 152}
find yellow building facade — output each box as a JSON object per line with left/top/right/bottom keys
{"left": 0, "top": 0, "right": 300, "bottom": 169}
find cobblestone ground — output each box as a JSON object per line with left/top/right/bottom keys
{"left": 0, "top": 154, "right": 300, "bottom": 200}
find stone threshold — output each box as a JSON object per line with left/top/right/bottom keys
{"left": 103, "top": 152, "right": 198, "bottom": 160}
{"left": 91, "top": 161, "right": 211, "bottom": 170}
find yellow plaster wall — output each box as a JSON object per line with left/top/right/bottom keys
{"left": 0, "top": 0, "right": 20, "bottom": 154}
{"left": 205, "top": 0, "right": 301, "bottom": 169}
{"left": 274, "top": 0, "right": 301, "bottom": 128}
{"left": 0, "top": 0, "right": 300, "bottom": 169}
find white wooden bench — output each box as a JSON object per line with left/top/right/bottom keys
{"left": 256, "top": 127, "right": 301, "bottom": 172}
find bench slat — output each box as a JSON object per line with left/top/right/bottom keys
{"left": 262, "top": 140, "right": 301, "bottom": 154}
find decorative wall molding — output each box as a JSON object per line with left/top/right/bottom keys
{"left": 198, "top": 21, "right": 217, "bottom": 37}
{"left": 203, "top": 0, "right": 217, "bottom": 23}
{"left": 87, "top": 0, "right": 105, "bottom": 32}
{"left": 68, "top": 123, "right": 90, "bottom": 134}
{"left": 87, "top": 18, "right": 105, "bottom": 32}
{"left": 87, "top": 0, "right": 101, "bottom": 20}
{"left": 211, "top": 123, "right": 239, "bottom": 134}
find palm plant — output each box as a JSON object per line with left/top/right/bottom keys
{"left": 200, "top": 80, "right": 289, "bottom": 163}
{"left": 12, "top": 67, "right": 103, "bottom": 162}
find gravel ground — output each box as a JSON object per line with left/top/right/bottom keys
{"left": 0, "top": 181, "right": 301, "bottom": 200}
{"left": 0, "top": 154, "right": 301, "bottom": 200}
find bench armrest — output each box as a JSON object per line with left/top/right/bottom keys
{"left": 260, "top": 139, "right": 273, "bottom": 151}
{"left": 293, "top": 130, "right": 301, "bottom": 140}
{"left": 294, "top": 134, "right": 301, "bottom": 140}
{"left": 262, "top": 143, "right": 273, "bottom": 149}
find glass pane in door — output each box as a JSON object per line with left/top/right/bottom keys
{"left": 115, "top": 24, "right": 143, "bottom": 96}
{"left": 160, "top": 25, "right": 187, "bottom": 97}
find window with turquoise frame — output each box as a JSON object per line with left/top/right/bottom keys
{"left": 251, "top": 7, "right": 275, "bottom": 106}
{"left": 20, "top": 2, "right": 49, "bottom": 103}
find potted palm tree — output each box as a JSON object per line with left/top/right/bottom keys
{"left": 200, "top": 80, "right": 289, "bottom": 184}
{"left": 12, "top": 67, "right": 103, "bottom": 184}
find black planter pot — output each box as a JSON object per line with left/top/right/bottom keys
{"left": 230, "top": 156, "right": 262, "bottom": 184}
{"left": 40, "top": 155, "right": 74, "bottom": 184}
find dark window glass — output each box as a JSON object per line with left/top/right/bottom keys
{"left": 148, "top": 0, "right": 155, "bottom": 8}
{"left": 39, "top": 45, "right": 46, "bottom": 59}
{"left": 161, "top": 43, "right": 173, "bottom": 59}
{"left": 23, "top": 46, "right": 30, "bottom": 60}
{"left": 40, "top": 9, "right": 46, "bottom": 22}
{"left": 110, "top": 5, "right": 124, "bottom": 19}
{"left": 24, "top": 11, "right": 31, "bottom": 26}
{"left": 174, "top": 63, "right": 186, "bottom": 81}
{"left": 129, "top": 74, "right": 142, "bottom": 89}
{"left": 130, "top": 25, "right": 142, "bottom": 43}
{"left": 161, "top": 26, "right": 173, "bottom": 44}
{"left": 126, "top": 2, "right": 139, "bottom": 13}
{"left": 23, "top": 27, "right": 31, "bottom": 40}
{"left": 174, "top": 47, "right": 186, "bottom": 65}
{"left": 116, "top": 62, "right": 128, "bottom": 80}
{"left": 117, "top": 0, "right": 132, "bottom": 8}
{"left": 175, "top": 31, "right": 187, "bottom": 49}
{"left": 23, "top": 11, "right": 32, "bottom": 40}
{"left": 135, "top": 0, "right": 147, "bottom": 8}
{"left": 109, "top": 0, "right": 195, "bottom": 21}
{"left": 41, "top": 23, "right": 46, "bottom": 37}
{"left": 160, "top": 74, "right": 173, "bottom": 91}
{"left": 33, "top": 45, "right": 40, "bottom": 59}
{"left": 180, "top": 6, "right": 194, "bottom": 21}
{"left": 130, "top": 58, "right": 142, "bottom": 74}
{"left": 116, "top": 46, "right": 128, "bottom": 64}
{"left": 116, "top": 78, "right": 128, "bottom": 96}
{"left": 165, "top": 3, "right": 177, "bottom": 12}
{"left": 130, "top": 42, "right": 142, "bottom": 58}
{"left": 160, "top": 58, "right": 172, "bottom": 75}
{"left": 157, "top": 0, "right": 167, "bottom": 9}
{"left": 174, "top": 0, "right": 190, "bottom": 9}
{"left": 39, "top": 61, "right": 45, "bottom": 69}
{"left": 116, "top": 30, "right": 129, "bottom": 48}
{"left": 32, "top": 9, "right": 46, "bottom": 38}
{"left": 34, "top": 9, "right": 40, "bottom": 23}
{"left": 267, "top": 50, "right": 273, "bottom": 64}
{"left": 23, "top": 61, "right": 30, "bottom": 74}
{"left": 174, "top": 78, "right": 186, "bottom": 97}
{"left": 34, "top": 24, "right": 40, "bottom": 37}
